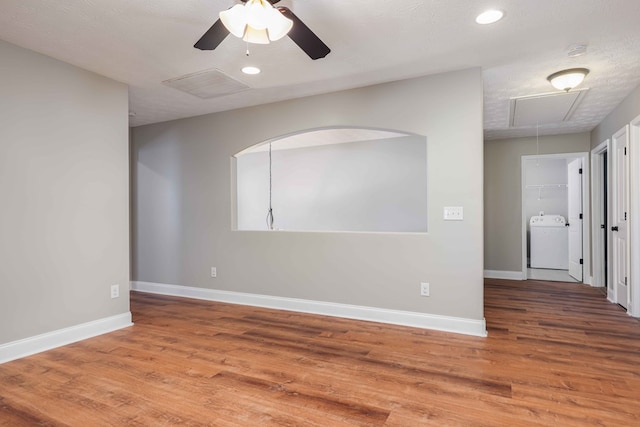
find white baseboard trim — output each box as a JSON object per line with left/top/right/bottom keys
{"left": 0, "top": 312, "right": 133, "bottom": 364}
{"left": 484, "top": 270, "right": 524, "bottom": 280}
{"left": 132, "top": 281, "right": 487, "bottom": 337}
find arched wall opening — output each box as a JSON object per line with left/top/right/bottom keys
{"left": 233, "top": 127, "right": 428, "bottom": 233}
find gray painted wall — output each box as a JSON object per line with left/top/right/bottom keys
{"left": 236, "top": 135, "right": 428, "bottom": 232}
{"left": 132, "top": 68, "right": 485, "bottom": 320}
{"left": 591, "top": 83, "right": 640, "bottom": 149}
{"left": 0, "top": 40, "right": 130, "bottom": 344}
{"left": 484, "top": 133, "right": 591, "bottom": 272}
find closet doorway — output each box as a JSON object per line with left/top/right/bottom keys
{"left": 591, "top": 140, "right": 609, "bottom": 293}
{"left": 521, "top": 152, "right": 590, "bottom": 283}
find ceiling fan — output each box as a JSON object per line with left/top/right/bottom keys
{"left": 194, "top": 0, "right": 330, "bottom": 60}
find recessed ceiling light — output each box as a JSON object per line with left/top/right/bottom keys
{"left": 242, "top": 66, "right": 261, "bottom": 75}
{"left": 476, "top": 10, "right": 504, "bottom": 25}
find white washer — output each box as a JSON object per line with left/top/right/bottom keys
{"left": 530, "top": 215, "right": 568, "bottom": 269}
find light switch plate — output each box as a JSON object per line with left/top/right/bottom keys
{"left": 420, "top": 282, "right": 430, "bottom": 296}
{"left": 444, "top": 206, "right": 463, "bottom": 221}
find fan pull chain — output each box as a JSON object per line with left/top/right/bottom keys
{"left": 536, "top": 122, "right": 539, "bottom": 167}
{"left": 246, "top": 41, "right": 250, "bottom": 56}
{"left": 266, "top": 143, "right": 274, "bottom": 230}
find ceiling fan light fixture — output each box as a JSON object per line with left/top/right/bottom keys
{"left": 219, "top": 4, "right": 248, "bottom": 38}
{"left": 246, "top": 1, "right": 269, "bottom": 30}
{"left": 547, "top": 68, "right": 590, "bottom": 91}
{"left": 220, "top": 0, "right": 292, "bottom": 44}
{"left": 243, "top": 26, "right": 271, "bottom": 44}
{"left": 265, "top": 8, "right": 293, "bottom": 41}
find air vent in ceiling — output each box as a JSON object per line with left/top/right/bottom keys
{"left": 509, "top": 89, "right": 588, "bottom": 127}
{"left": 162, "top": 68, "right": 250, "bottom": 99}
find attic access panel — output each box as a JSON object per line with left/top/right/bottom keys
{"left": 510, "top": 89, "right": 589, "bottom": 127}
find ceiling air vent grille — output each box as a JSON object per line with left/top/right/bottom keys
{"left": 162, "top": 68, "right": 250, "bottom": 99}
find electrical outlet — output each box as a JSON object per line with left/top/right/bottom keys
{"left": 111, "top": 284, "right": 120, "bottom": 299}
{"left": 211, "top": 267, "right": 217, "bottom": 278}
{"left": 443, "top": 206, "right": 464, "bottom": 221}
{"left": 420, "top": 282, "right": 430, "bottom": 297}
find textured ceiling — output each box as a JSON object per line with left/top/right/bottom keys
{"left": 0, "top": 0, "right": 639, "bottom": 140}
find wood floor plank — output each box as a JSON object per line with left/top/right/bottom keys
{"left": 1, "top": 279, "right": 640, "bottom": 425}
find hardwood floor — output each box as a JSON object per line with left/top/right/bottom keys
{"left": 1, "top": 279, "right": 640, "bottom": 426}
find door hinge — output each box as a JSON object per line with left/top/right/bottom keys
{"left": 625, "top": 277, "right": 628, "bottom": 285}
{"left": 624, "top": 147, "right": 627, "bottom": 155}
{"left": 625, "top": 212, "right": 627, "bottom": 220}
{"left": 579, "top": 168, "right": 583, "bottom": 174}
{"left": 579, "top": 258, "right": 583, "bottom": 265}
{"left": 579, "top": 213, "right": 583, "bottom": 219}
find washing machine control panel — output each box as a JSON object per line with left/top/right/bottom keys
{"left": 530, "top": 215, "right": 566, "bottom": 226}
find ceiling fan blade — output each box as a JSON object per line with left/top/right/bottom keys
{"left": 194, "top": 19, "right": 229, "bottom": 51}
{"left": 277, "top": 7, "right": 330, "bottom": 60}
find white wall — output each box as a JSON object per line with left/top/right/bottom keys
{"left": 132, "top": 68, "right": 485, "bottom": 325}
{"left": 236, "top": 135, "right": 428, "bottom": 232}
{"left": 0, "top": 40, "right": 130, "bottom": 345}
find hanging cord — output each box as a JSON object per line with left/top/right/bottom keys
{"left": 266, "top": 143, "right": 274, "bottom": 230}
{"left": 536, "top": 122, "right": 541, "bottom": 200}
{"left": 536, "top": 122, "right": 540, "bottom": 166}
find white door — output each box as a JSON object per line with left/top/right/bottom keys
{"left": 567, "top": 159, "right": 583, "bottom": 281}
{"left": 611, "top": 125, "right": 629, "bottom": 308}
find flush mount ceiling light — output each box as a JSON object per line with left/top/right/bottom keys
{"left": 475, "top": 10, "right": 504, "bottom": 24}
{"left": 547, "top": 68, "right": 590, "bottom": 91}
{"left": 242, "top": 66, "right": 261, "bottom": 75}
{"left": 220, "top": 0, "right": 293, "bottom": 45}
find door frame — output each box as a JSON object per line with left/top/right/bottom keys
{"left": 567, "top": 158, "right": 584, "bottom": 281}
{"left": 629, "top": 114, "right": 640, "bottom": 317}
{"left": 591, "top": 139, "right": 609, "bottom": 290}
{"left": 611, "top": 125, "right": 630, "bottom": 308}
{"left": 520, "top": 152, "right": 591, "bottom": 283}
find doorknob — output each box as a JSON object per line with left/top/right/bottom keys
{"left": 611, "top": 226, "right": 619, "bottom": 232}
